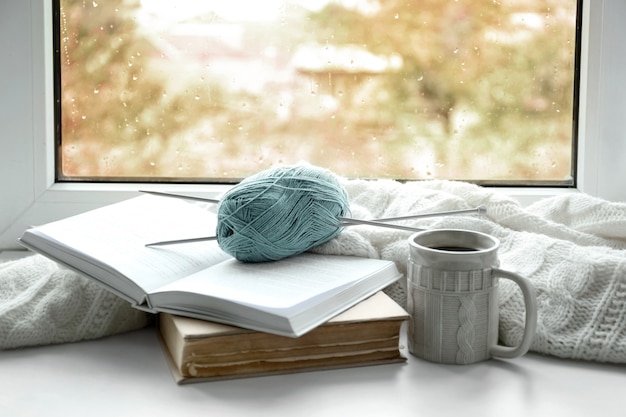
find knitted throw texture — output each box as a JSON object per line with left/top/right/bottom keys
{"left": 0, "top": 255, "right": 151, "bottom": 349}
{"left": 311, "top": 179, "right": 626, "bottom": 363}
{"left": 1, "top": 179, "right": 625, "bottom": 363}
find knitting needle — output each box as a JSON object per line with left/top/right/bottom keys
{"left": 146, "top": 236, "right": 219, "bottom": 247}
{"left": 337, "top": 206, "right": 487, "bottom": 226}
{"left": 143, "top": 190, "right": 487, "bottom": 246}
{"left": 338, "top": 219, "right": 425, "bottom": 233}
{"left": 144, "top": 206, "right": 485, "bottom": 246}
{"left": 139, "top": 190, "right": 486, "bottom": 224}
{"left": 139, "top": 190, "right": 220, "bottom": 247}
{"left": 139, "top": 190, "right": 220, "bottom": 204}
{"left": 144, "top": 221, "right": 424, "bottom": 247}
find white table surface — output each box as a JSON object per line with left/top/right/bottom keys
{"left": 1, "top": 325, "right": 623, "bottom": 417}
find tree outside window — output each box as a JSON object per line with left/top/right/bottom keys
{"left": 58, "top": 0, "right": 578, "bottom": 183}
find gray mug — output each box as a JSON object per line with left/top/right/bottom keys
{"left": 407, "top": 229, "right": 537, "bottom": 364}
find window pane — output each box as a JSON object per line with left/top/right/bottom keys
{"left": 57, "top": 0, "right": 579, "bottom": 183}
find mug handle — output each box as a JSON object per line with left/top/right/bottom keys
{"left": 488, "top": 268, "right": 538, "bottom": 359}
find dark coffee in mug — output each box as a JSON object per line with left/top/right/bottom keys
{"left": 428, "top": 246, "right": 479, "bottom": 252}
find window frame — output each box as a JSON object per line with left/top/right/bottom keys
{"left": 1, "top": 0, "right": 624, "bottom": 250}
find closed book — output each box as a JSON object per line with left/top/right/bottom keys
{"left": 158, "top": 291, "right": 408, "bottom": 383}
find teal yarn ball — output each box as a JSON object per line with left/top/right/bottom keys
{"left": 216, "top": 164, "right": 350, "bottom": 263}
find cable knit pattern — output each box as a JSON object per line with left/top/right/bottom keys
{"left": 0, "top": 255, "right": 151, "bottom": 350}
{"left": 456, "top": 294, "right": 477, "bottom": 364}
{"left": 311, "top": 179, "right": 626, "bottom": 363}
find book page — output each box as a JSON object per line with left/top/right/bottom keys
{"left": 26, "top": 195, "right": 231, "bottom": 295}
{"left": 150, "top": 253, "right": 396, "bottom": 311}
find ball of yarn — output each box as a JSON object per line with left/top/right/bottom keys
{"left": 216, "top": 164, "right": 350, "bottom": 263}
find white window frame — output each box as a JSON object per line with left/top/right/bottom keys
{"left": 1, "top": 0, "right": 624, "bottom": 250}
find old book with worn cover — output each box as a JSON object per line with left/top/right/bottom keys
{"left": 159, "top": 291, "right": 408, "bottom": 383}
{"left": 19, "top": 194, "right": 401, "bottom": 337}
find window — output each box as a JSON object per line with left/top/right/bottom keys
{"left": 1, "top": 0, "right": 625, "bottom": 250}
{"left": 57, "top": 0, "right": 578, "bottom": 184}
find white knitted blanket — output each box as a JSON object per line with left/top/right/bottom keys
{"left": 0, "top": 255, "right": 151, "bottom": 350}
{"left": 2, "top": 179, "right": 626, "bottom": 363}
{"left": 312, "top": 179, "right": 626, "bottom": 363}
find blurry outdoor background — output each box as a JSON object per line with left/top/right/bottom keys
{"left": 58, "top": 0, "right": 578, "bottom": 182}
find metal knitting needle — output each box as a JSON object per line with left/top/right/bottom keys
{"left": 146, "top": 235, "right": 218, "bottom": 247}
{"left": 145, "top": 217, "right": 428, "bottom": 246}
{"left": 338, "top": 219, "right": 425, "bottom": 233}
{"left": 140, "top": 190, "right": 220, "bottom": 247}
{"left": 144, "top": 222, "right": 423, "bottom": 247}
{"left": 140, "top": 191, "right": 486, "bottom": 223}
{"left": 337, "top": 206, "right": 487, "bottom": 227}
{"left": 139, "top": 190, "right": 220, "bottom": 204}
{"left": 144, "top": 202, "right": 487, "bottom": 247}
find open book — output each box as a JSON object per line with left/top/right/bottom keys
{"left": 19, "top": 195, "right": 401, "bottom": 337}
